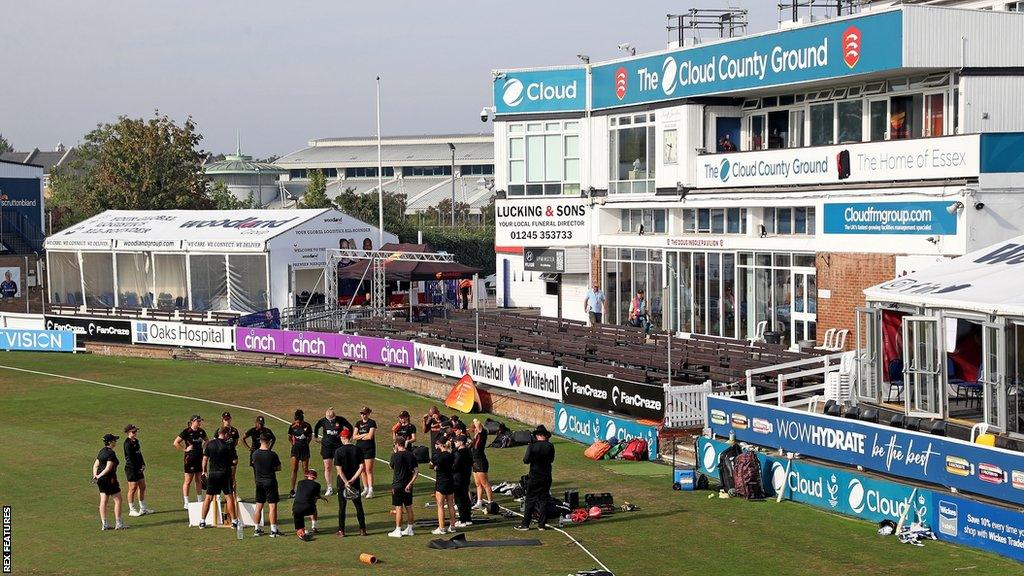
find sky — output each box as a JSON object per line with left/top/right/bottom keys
{"left": 1, "top": 1, "right": 778, "bottom": 158}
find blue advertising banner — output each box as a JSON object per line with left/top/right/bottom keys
{"left": 0, "top": 177, "right": 44, "bottom": 237}
{"left": 494, "top": 68, "right": 587, "bottom": 115}
{"left": 707, "top": 396, "right": 1024, "bottom": 507}
{"left": 931, "top": 493, "right": 1024, "bottom": 563}
{"left": 591, "top": 11, "right": 901, "bottom": 109}
{"left": 696, "top": 437, "right": 931, "bottom": 525}
{"left": 823, "top": 201, "right": 958, "bottom": 235}
{"left": 0, "top": 328, "right": 75, "bottom": 352}
{"left": 553, "top": 402, "right": 657, "bottom": 460}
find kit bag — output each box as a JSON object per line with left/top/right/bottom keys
{"left": 717, "top": 443, "right": 743, "bottom": 492}
{"left": 511, "top": 430, "right": 534, "bottom": 446}
{"left": 484, "top": 418, "right": 504, "bottom": 435}
{"left": 731, "top": 451, "right": 765, "bottom": 500}
{"left": 584, "top": 440, "right": 612, "bottom": 461}
{"left": 606, "top": 439, "right": 628, "bottom": 460}
{"left": 621, "top": 438, "right": 649, "bottom": 461}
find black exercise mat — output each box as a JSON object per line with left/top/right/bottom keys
{"left": 428, "top": 533, "right": 541, "bottom": 549}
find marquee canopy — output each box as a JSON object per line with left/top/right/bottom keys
{"left": 864, "top": 235, "right": 1024, "bottom": 317}
{"left": 337, "top": 243, "right": 480, "bottom": 282}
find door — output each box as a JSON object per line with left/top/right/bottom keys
{"left": 501, "top": 258, "right": 510, "bottom": 308}
{"left": 902, "top": 316, "right": 944, "bottom": 418}
{"left": 982, "top": 322, "right": 1007, "bottom": 430}
{"left": 855, "top": 307, "right": 881, "bottom": 402}
{"left": 749, "top": 114, "right": 766, "bottom": 150}
{"left": 868, "top": 98, "right": 888, "bottom": 141}
{"left": 924, "top": 92, "right": 945, "bottom": 137}
{"left": 790, "top": 268, "right": 817, "bottom": 347}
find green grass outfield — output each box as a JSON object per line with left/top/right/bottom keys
{"left": 0, "top": 352, "right": 1019, "bottom": 576}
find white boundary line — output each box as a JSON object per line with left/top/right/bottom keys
{"left": 1, "top": 363, "right": 613, "bottom": 574}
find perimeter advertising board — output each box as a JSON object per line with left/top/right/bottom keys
{"left": 495, "top": 198, "right": 589, "bottom": 248}
{"left": 553, "top": 403, "right": 657, "bottom": 460}
{"left": 234, "top": 327, "right": 414, "bottom": 368}
{"left": 0, "top": 328, "right": 75, "bottom": 352}
{"left": 561, "top": 369, "right": 665, "bottom": 421}
{"left": 44, "top": 315, "right": 132, "bottom": 343}
{"left": 413, "top": 342, "right": 562, "bottom": 401}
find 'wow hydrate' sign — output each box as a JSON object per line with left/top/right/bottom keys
{"left": 707, "top": 396, "right": 1024, "bottom": 506}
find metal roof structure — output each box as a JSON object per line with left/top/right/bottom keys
{"left": 203, "top": 153, "right": 287, "bottom": 175}
{"left": 274, "top": 133, "right": 493, "bottom": 169}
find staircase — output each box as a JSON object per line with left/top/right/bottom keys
{"left": 0, "top": 210, "right": 44, "bottom": 254}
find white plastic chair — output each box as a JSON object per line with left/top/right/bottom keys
{"left": 815, "top": 328, "right": 836, "bottom": 351}
{"left": 833, "top": 329, "right": 849, "bottom": 351}
{"left": 748, "top": 320, "right": 767, "bottom": 346}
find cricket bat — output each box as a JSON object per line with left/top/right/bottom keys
{"left": 895, "top": 488, "right": 917, "bottom": 535}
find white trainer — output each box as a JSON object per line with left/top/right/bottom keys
{"left": 128, "top": 508, "right": 141, "bottom": 517}
{"left": 431, "top": 527, "right": 446, "bottom": 535}
{"left": 447, "top": 525, "right": 456, "bottom": 533}
{"left": 402, "top": 525, "right": 414, "bottom": 536}
{"left": 324, "top": 487, "right": 334, "bottom": 497}
{"left": 387, "top": 528, "right": 403, "bottom": 538}
{"left": 455, "top": 521, "right": 473, "bottom": 528}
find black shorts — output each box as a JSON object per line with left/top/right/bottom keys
{"left": 320, "top": 444, "right": 339, "bottom": 460}
{"left": 472, "top": 459, "right": 489, "bottom": 474}
{"left": 391, "top": 488, "right": 413, "bottom": 507}
{"left": 229, "top": 449, "right": 239, "bottom": 466}
{"left": 97, "top": 476, "right": 121, "bottom": 496}
{"left": 434, "top": 481, "right": 454, "bottom": 496}
{"left": 184, "top": 451, "right": 201, "bottom": 473}
{"left": 125, "top": 467, "right": 144, "bottom": 483}
{"left": 255, "top": 481, "right": 280, "bottom": 504}
{"left": 206, "top": 472, "right": 233, "bottom": 496}
{"left": 357, "top": 444, "right": 376, "bottom": 460}
{"left": 291, "top": 445, "right": 310, "bottom": 461}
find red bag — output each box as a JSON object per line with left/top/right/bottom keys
{"left": 584, "top": 440, "right": 612, "bottom": 460}
{"left": 621, "top": 438, "right": 649, "bottom": 461}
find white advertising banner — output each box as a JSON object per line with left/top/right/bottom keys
{"left": 495, "top": 197, "right": 589, "bottom": 248}
{"left": 0, "top": 312, "right": 45, "bottom": 330}
{"left": 695, "top": 134, "right": 980, "bottom": 189}
{"left": 269, "top": 210, "right": 397, "bottom": 270}
{"left": 131, "top": 320, "right": 234, "bottom": 349}
{"left": 413, "top": 342, "right": 562, "bottom": 401}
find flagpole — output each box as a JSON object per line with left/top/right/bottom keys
{"left": 376, "top": 76, "right": 384, "bottom": 246}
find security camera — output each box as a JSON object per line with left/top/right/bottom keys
{"left": 945, "top": 201, "right": 964, "bottom": 215}
{"left": 480, "top": 107, "right": 489, "bottom": 123}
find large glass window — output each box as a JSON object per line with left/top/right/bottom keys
{"left": 810, "top": 103, "right": 834, "bottom": 146}
{"left": 619, "top": 209, "right": 667, "bottom": 235}
{"left": 763, "top": 207, "right": 816, "bottom": 236}
{"left": 925, "top": 93, "right": 945, "bottom": 137}
{"left": 227, "top": 254, "right": 268, "bottom": 313}
{"left": 507, "top": 121, "right": 580, "bottom": 196}
{"left": 869, "top": 99, "right": 888, "bottom": 141}
{"left": 609, "top": 114, "right": 655, "bottom": 195}
{"left": 788, "top": 109, "right": 804, "bottom": 148}
{"left": 682, "top": 208, "right": 746, "bottom": 235}
{"left": 749, "top": 115, "right": 766, "bottom": 150}
{"left": 837, "top": 100, "right": 863, "bottom": 143}
{"left": 890, "top": 94, "right": 922, "bottom": 140}
{"left": 767, "top": 111, "right": 788, "bottom": 149}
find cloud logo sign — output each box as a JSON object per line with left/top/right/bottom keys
{"left": 842, "top": 26, "right": 862, "bottom": 69}
{"left": 848, "top": 478, "right": 866, "bottom": 513}
{"left": 502, "top": 78, "right": 525, "bottom": 107}
{"left": 701, "top": 442, "right": 717, "bottom": 473}
{"left": 557, "top": 408, "right": 568, "bottom": 434}
{"left": 614, "top": 66, "right": 628, "bottom": 101}
{"left": 604, "top": 420, "right": 617, "bottom": 441}
{"left": 771, "top": 462, "right": 787, "bottom": 495}
{"left": 661, "top": 57, "right": 678, "bottom": 95}
{"left": 719, "top": 159, "right": 731, "bottom": 183}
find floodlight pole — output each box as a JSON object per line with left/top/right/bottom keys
{"left": 376, "top": 76, "right": 384, "bottom": 246}
{"left": 448, "top": 143, "right": 456, "bottom": 227}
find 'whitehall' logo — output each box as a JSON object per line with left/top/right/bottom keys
{"left": 720, "top": 159, "right": 731, "bottom": 183}
{"left": 614, "top": 66, "right": 627, "bottom": 101}
{"left": 502, "top": 78, "right": 525, "bottom": 107}
{"left": 842, "top": 26, "right": 861, "bottom": 68}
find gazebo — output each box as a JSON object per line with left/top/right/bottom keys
{"left": 203, "top": 140, "right": 287, "bottom": 207}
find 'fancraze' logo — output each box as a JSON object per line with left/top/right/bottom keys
{"left": 614, "top": 66, "right": 627, "bottom": 100}
{"left": 179, "top": 216, "right": 297, "bottom": 229}
{"left": 842, "top": 26, "right": 861, "bottom": 68}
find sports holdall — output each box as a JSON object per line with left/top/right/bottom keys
{"left": 484, "top": 418, "right": 504, "bottom": 435}
{"left": 717, "top": 443, "right": 743, "bottom": 492}
{"left": 606, "top": 438, "right": 628, "bottom": 460}
{"left": 584, "top": 440, "right": 612, "bottom": 460}
{"left": 489, "top": 430, "right": 514, "bottom": 448}
{"left": 620, "top": 438, "right": 649, "bottom": 461}
{"left": 584, "top": 492, "right": 614, "bottom": 513}
{"left": 731, "top": 451, "right": 766, "bottom": 500}
{"left": 511, "top": 430, "right": 534, "bottom": 446}
{"left": 412, "top": 445, "right": 430, "bottom": 464}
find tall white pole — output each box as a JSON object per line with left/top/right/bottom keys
{"left": 376, "top": 76, "right": 384, "bottom": 246}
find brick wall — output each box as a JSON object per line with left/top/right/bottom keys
{"left": 0, "top": 254, "right": 45, "bottom": 314}
{"left": 590, "top": 245, "right": 601, "bottom": 285}
{"left": 815, "top": 252, "right": 895, "bottom": 349}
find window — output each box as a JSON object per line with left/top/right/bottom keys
{"left": 406, "top": 166, "right": 451, "bottom": 177}
{"left": 810, "top": 103, "right": 834, "bottom": 146}
{"left": 289, "top": 169, "right": 307, "bottom": 179}
{"left": 767, "top": 111, "right": 788, "bottom": 149}
{"left": 837, "top": 100, "right": 863, "bottom": 143}
{"left": 869, "top": 99, "right": 888, "bottom": 141}
{"left": 460, "top": 164, "right": 494, "bottom": 176}
{"left": 344, "top": 167, "right": 393, "bottom": 178}
{"left": 1008, "top": 2, "right": 1024, "bottom": 11}
{"left": 925, "top": 93, "right": 944, "bottom": 137}
{"left": 609, "top": 113, "right": 655, "bottom": 194}
{"left": 664, "top": 128, "right": 678, "bottom": 164}
{"left": 749, "top": 115, "right": 766, "bottom": 150}
{"left": 788, "top": 109, "right": 804, "bottom": 148}
{"left": 619, "top": 209, "right": 667, "bottom": 235}
{"left": 890, "top": 94, "right": 922, "bottom": 140}
{"left": 507, "top": 121, "right": 580, "bottom": 196}
{"left": 762, "top": 207, "right": 816, "bottom": 236}
{"left": 681, "top": 208, "right": 746, "bottom": 235}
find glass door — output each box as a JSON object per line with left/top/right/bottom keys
{"left": 982, "top": 322, "right": 1007, "bottom": 430}
{"left": 868, "top": 98, "right": 888, "bottom": 141}
{"left": 790, "top": 268, "right": 816, "bottom": 346}
{"left": 924, "top": 92, "right": 945, "bottom": 137}
{"left": 749, "top": 114, "right": 766, "bottom": 150}
{"left": 788, "top": 109, "right": 804, "bottom": 148}
{"left": 902, "top": 316, "right": 944, "bottom": 418}
{"left": 855, "top": 307, "right": 881, "bottom": 402}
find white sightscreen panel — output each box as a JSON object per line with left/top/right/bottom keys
{"left": 227, "top": 254, "right": 268, "bottom": 313}
{"left": 49, "top": 251, "right": 82, "bottom": 306}
{"left": 116, "top": 252, "right": 152, "bottom": 308}
{"left": 189, "top": 254, "right": 228, "bottom": 311}
{"left": 153, "top": 253, "right": 188, "bottom": 310}
{"left": 81, "top": 252, "right": 115, "bottom": 307}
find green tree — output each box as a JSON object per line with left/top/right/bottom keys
{"left": 334, "top": 186, "right": 413, "bottom": 240}
{"left": 48, "top": 113, "right": 211, "bottom": 230}
{"left": 299, "top": 169, "right": 333, "bottom": 209}
{"left": 209, "top": 180, "right": 248, "bottom": 210}
{"left": 0, "top": 133, "right": 11, "bottom": 155}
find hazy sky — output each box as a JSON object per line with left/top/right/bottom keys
{"left": 1, "top": 1, "right": 778, "bottom": 158}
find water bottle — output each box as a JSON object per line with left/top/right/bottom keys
{"left": 236, "top": 519, "right": 244, "bottom": 540}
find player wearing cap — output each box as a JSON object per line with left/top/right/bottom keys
{"left": 353, "top": 407, "right": 377, "bottom": 498}
{"left": 251, "top": 431, "right": 283, "bottom": 537}
{"left": 292, "top": 469, "right": 326, "bottom": 541}
{"left": 199, "top": 427, "right": 239, "bottom": 530}
{"left": 93, "top": 433, "right": 128, "bottom": 530}
{"left": 391, "top": 410, "right": 416, "bottom": 449}
{"left": 515, "top": 425, "right": 555, "bottom": 531}
{"left": 243, "top": 415, "right": 276, "bottom": 469}
{"left": 387, "top": 437, "right": 419, "bottom": 538}
{"left": 332, "top": 428, "right": 367, "bottom": 537}
{"left": 288, "top": 409, "right": 314, "bottom": 498}
{"left": 173, "top": 415, "right": 208, "bottom": 509}
{"left": 219, "top": 411, "right": 241, "bottom": 492}
{"left": 313, "top": 407, "right": 352, "bottom": 497}
{"left": 122, "top": 424, "right": 153, "bottom": 517}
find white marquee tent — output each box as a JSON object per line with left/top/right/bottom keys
{"left": 44, "top": 209, "right": 397, "bottom": 313}
{"left": 864, "top": 235, "right": 1024, "bottom": 316}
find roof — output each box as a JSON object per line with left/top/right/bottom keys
{"left": 44, "top": 209, "right": 332, "bottom": 252}
{"left": 1, "top": 147, "right": 75, "bottom": 173}
{"left": 337, "top": 242, "right": 480, "bottom": 281}
{"left": 275, "top": 134, "right": 493, "bottom": 169}
{"left": 204, "top": 154, "right": 287, "bottom": 175}
{"left": 864, "top": 236, "right": 1024, "bottom": 316}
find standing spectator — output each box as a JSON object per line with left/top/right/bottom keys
{"left": 515, "top": 425, "right": 555, "bottom": 531}
{"left": 93, "top": 433, "right": 127, "bottom": 530}
{"left": 122, "top": 424, "right": 152, "bottom": 517}
{"left": 629, "top": 289, "right": 651, "bottom": 334}
{"left": 459, "top": 278, "right": 473, "bottom": 310}
{"left": 584, "top": 282, "right": 606, "bottom": 325}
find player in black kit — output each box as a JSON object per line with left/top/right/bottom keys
{"left": 173, "top": 415, "right": 208, "bottom": 509}
{"left": 515, "top": 425, "right": 556, "bottom": 531}
{"left": 333, "top": 428, "right": 367, "bottom": 537}
{"left": 292, "top": 469, "right": 326, "bottom": 541}
{"left": 93, "top": 433, "right": 127, "bottom": 530}
{"left": 199, "top": 427, "right": 238, "bottom": 530}
{"left": 242, "top": 415, "right": 276, "bottom": 470}
{"left": 219, "top": 411, "right": 241, "bottom": 492}
{"left": 251, "top": 431, "right": 283, "bottom": 537}
{"left": 313, "top": 407, "right": 351, "bottom": 497}
{"left": 122, "top": 424, "right": 153, "bottom": 517}
{"left": 288, "top": 409, "right": 314, "bottom": 497}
